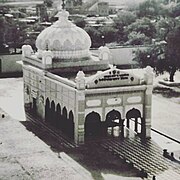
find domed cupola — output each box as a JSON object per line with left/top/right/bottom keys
{"left": 36, "top": 10, "right": 92, "bottom": 59}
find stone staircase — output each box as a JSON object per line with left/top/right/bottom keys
{"left": 99, "top": 135, "right": 180, "bottom": 179}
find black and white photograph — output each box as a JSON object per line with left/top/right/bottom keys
{"left": 0, "top": 0, "right": 180, "bottom": 179}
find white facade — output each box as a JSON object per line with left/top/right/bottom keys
{"left": 22, "top": 9, "right": 153, "bottom": 145}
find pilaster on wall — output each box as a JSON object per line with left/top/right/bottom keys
{"left": 75, "top": 71, "right": 86, "bottom": 144}
{"left": 144, "top": 66, "right": 153, "bottom": 138}
{"left": 75, "top": 91, "right": 85, "bottom": 144}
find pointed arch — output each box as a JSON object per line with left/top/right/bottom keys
{"left": 56, "top": 103, "right": 61, "bottom": 128}
{"left": 67, "top": 110, "right": 74, "bottom": 139}
{"left": 45, "top": 98, "right": 50, "bottom": 122}
{"left": 69, "top": 110, "right": 74, "bottom": 123}
{"left": 85, "top": 111, "right": 101, "bottom": 138}
{"left": 105, "top": 109, "right": 124, "bottom": 137}
{"left": 126, "top": 108, "right": 143, "bottom": 135}
{"left": 61, "top": 106, "right": 68, "bottom": 132}
{"left": 62, "top": 107, "right": 67, "bottom": 119}
{"left": 51, "top": 101, "right": 56, "bottom": 126}
{"left": 105, "top": 109, "right": 122, "bottom": 127}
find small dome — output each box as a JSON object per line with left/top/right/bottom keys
{"left": 36, "top": 10, "right": 91, "bottom": 59}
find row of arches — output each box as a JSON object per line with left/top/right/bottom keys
{"left": 85, "top": 110, "right": 124, "bottom": 138}
{"left": 45, "top": 98, "right": 74, "bottom": 139}
{"left": 85, "top": 108, "right": 145, "bottom": 139}
{"left": 31, "top": 98, "right": 145, "bottom": 141}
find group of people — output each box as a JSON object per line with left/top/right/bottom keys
{"left": 163, "top": 149, "right": 180, "bottom": 164}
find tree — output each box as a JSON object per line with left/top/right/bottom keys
{"left": 165, "top": 26, "right": 180, "bottom": 81}
{"left": 114, "top": 10, "right": 136, "bottom": 27}
{"left": 0, "top": 17, "right": 9, "bottom": 53}
{"left": 171, "top": 3, "right": 180, "bottom": 17}
{"left": 133, "top": 43, "right": 165, "bottom": 74}
{"left": 84, "top": 26, "right": 102, "bottom": 47}
{"left": 99, "top": 26, "right": 118, "bottom": 44}
{"left": 155, "top": 17, "right": 176, "bottom": 41}
{"left": 126, "top": 17, "right": 156, "bottom": 40}
{"left": 137, "top": 0, "right": 162, "bottom": 19}
{"left": 127, "top": 31, "right": 150, "bottom": 45}
{"left": 44, "top": 0, "right": 53, "bottom": 7}
{"left": 0, "top": 16, "right": 29, "bottom": 54}
{"left": 134, "top": 32, "right": 180, "bottom": 82}
{"left": 113, "top": 10, "right": 136, "bottom": 43}
{"left": 73, "top": 17, "right": 86, "bottom": 28}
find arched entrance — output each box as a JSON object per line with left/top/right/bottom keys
{"left": 45, "top": 98, "right": 50, "bottom": 122}
{"left": 32, "top": 98, "right": 37, "bottom": 114}
{"left": 85, "top": 111, "right": 101, "bottom": 138}
{"left": 105, "top": 109, "right": 124, "bottom": 137}
{"left": 56, "top": 103, "right": 61, "bottom": 128}
{"left": 62, "top": 107, "right": 67, "bottom": 133}
{"left": 51, "top": 101, "right": 56, "bottom": 126}
{"left": 126, "top": 108, "right": 145, "bottom": 136}
{"left": 66, "top": 110, "right": 74, "bottom": 139}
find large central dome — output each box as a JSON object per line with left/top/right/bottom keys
{"left": 36, "top": 10, "right": 92, "bottom": 59}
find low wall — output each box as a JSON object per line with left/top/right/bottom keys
{"left": 0, "top": 54, "right": 22, "bottom": 77}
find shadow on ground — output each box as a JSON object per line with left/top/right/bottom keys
{"left": 21, "top": 121, "right": 140, "bottom": 180}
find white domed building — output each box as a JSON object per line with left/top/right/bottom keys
{"left": 22, "top": 9, "right": 153, "bottom": 144}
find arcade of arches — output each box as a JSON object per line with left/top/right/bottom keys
{"left": 45, "top": 98, "right": 74, "bottom": 139}
{"left": 30, "top": 98, "right": 145, "bottom": 141}
{"left": 85, "top": 108, "right": 145, "bottom": 140}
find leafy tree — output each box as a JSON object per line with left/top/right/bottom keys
{"left": 126, "top": 17, "right": 156, "bottom": 40}
{"left": 113, "top": 10, "right": 136, "bottom": 43}
{"left": 84, "top": 26, "right": 102, "bottom": 47}
{"left": 73, "top": 0, "right": 82, "bottom": 6}
{"left": 133, "top": 44, "right": 165, "bottom": 74}
{"left": 165, "top": 25, "right": 180, "bottom": 81}
{"left": 127, "top": 31, "right": 150, "bottom": 45}
{"left": 114, "top": 10, "right": 136, "bottom": 27}
{"left": 155, "top": 17, "right": 176, "bottom": 41}
{"left": 73, "top": 17, "right": 86, "bottom": 28}
{"left": 84, "top": 26, "right": 118, "bottom": 47}
{"left": 137, "top": 0, "right": 162, "bottom": 18}
{"left": 171, "top": 3, "right": 180, "bottom": 17}
{"left": 134, "top": 27, "right": 180, "bottom": 82}
{"left": 0, "top": 16, "right": 9, "bottom": 53}
{"left": 0, "top": 16, "right": 28, "bottom": 53}
{"left": 44, "top": 0, "right": 53, "bottom": 7}
{"left": 0, "top": 5, "right": 9, "bottom": 15}
{"left": 99, "top": 26, "right": 118, "bottom": 44}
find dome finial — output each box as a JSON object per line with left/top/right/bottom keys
{"left": 62, "top": 0, "right": 65, "bottom": 10}
{"left": 55, "top": 0, "right": 69, "bottom": 22}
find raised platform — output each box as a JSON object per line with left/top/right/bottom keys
{"left": 159, "top": 80, "right": 180, "bottom": 87}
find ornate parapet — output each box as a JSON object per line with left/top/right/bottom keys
{"left": 75, "top": 71, "right": 86, "bottom": 90}
{"left": 42, "top": 50, "right": 53, "bottom": 65}
{"left": 98, "top": 46, "right": 112, "bottom": 61}
{"left": 22, "top": 45, "right": 34, "bottom": 58}
{"left": 144, "top": 66, "right": 153, "bottom": 85}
